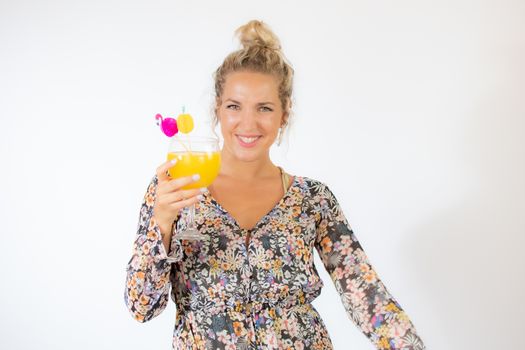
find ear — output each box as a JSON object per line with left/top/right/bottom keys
{"left": 281, "top": 98, "right": 291, "bottom": 127}
{"left": 281, "top": 112, "right": 289, "bottom": 127}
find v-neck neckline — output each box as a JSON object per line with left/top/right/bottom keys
{"left": 204, "top": 175, "right": 299, "bottom": 232}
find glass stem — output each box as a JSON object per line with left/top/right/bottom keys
{"left": 188, "top": 203, "right": 196, "bottom": 230}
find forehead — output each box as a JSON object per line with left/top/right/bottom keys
{"left": 222, "top": 71, "right": 279, "bottom": 102}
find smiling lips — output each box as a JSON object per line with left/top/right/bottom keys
{"left": 236, "top": 135, "right": 262, "bottom": 147}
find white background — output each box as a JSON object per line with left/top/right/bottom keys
{"left": 1, "top": 0, "right": 524, "bottom": 349}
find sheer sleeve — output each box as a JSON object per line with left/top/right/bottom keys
{"left": 313, "top": 182, "right": 425, "bottom": 349}
{"left": 124, "top": 175, "right": 183, "bottom": 322}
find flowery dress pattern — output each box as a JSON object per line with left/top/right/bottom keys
{"left": 124, "top": 174, "right": 426, "bottom": 350}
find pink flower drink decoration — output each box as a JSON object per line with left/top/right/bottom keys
{"left": 155, "top": 113, "right": 178, "bottom": 137}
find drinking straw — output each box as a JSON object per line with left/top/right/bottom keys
{"left": 176, "top": 133, "right": 191, "bottom": 154}
{"left": 175, "top": 105, "right": 192, "bottom": 155}
{"left": 184, "top": 105, "right": 192, "bottom": 153}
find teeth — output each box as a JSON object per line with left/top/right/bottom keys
{"left": 238, "top": 136, "right": 259, "bottom": 143}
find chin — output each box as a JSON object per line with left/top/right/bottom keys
{"left": 232, "top": 150, "right": 266, "bottom": 162}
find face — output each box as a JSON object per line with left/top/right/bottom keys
{"left": 216, "top": 70, "right": 287, "bottom": 162}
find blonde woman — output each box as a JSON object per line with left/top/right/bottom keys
{"left": 124, "top": 19, "right": 426, "bottom": 350}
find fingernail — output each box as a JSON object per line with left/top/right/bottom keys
{"left": 200, "top": 187, "right": 208, "bottom": 193}
{"left": 170, "top": 159, "right": 177, "bottom": 165}
{"left": 192, "top": 174, "right": 200, "bottom": 181}
{"left": 197, "top": 194, "right": 204, "bottom": 200}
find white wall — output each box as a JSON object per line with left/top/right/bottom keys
{"left": 1, "top": 0, "right": 524, "bottom": 349}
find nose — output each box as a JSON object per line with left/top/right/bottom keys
{"left": 238, "top": 108, "right": 258, "bottom": 128}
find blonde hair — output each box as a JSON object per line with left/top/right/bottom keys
{"left": 212, "top": 20, "right": 294, "bottom": 146}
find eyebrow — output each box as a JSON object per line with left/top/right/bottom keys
{"left": 225, "top": 99, "right": 275, "bottom": 105}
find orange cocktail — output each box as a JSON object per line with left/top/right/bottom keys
{"left": 167, "top": 151, "right": 221, "bottom": 190}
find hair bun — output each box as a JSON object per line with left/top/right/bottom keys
{"left": 234, "top": 20, "right": 281, "bottom": 51}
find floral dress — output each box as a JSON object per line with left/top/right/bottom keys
{"left": 124, "top": 172, "right": 426, "bottom": 350}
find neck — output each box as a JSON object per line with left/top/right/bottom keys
{"left": 218, "top": 148, "right": 279, "bottom": 182}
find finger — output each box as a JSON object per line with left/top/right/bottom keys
{"left": 156, "top": 158, "right": 178, "bottom": 182}
{"left": 169, "top": 194, "right": 202, "bottom": 210}
{"left": 166, "top": 174, "right": 202, "bottom": 192}
{"left": 164, "top": 188, "right": 206, "bottom": 204}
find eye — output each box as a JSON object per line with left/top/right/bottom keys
{"left": 260, "top": 106, "right": 273, "bottom": 112}
{"left": 226, "top": 104, "right": 239, "bottom": 110}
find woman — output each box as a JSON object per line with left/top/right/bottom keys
{"left": 125, "top": 20, "right": 426, "bottom": 350}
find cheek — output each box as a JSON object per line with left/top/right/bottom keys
{"left": 263, "top": 116, "right": 282, "bottom": 131}
{"left": 219, "top": 116, "right": 239, "bottom": 142}
{"left": 222, "top": 114, "right": 238, "bottom": 125}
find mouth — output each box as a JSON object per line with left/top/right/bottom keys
{"left": 236, "top": 135, "right": 262, "bottom": 147}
